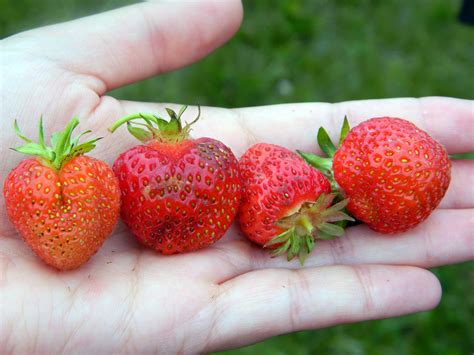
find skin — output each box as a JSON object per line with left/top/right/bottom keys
{"left": 0, "top": 0, "right": 473, "bottom": 353}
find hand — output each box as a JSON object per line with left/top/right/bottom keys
{"left": 1, "top": 1, "right": 473, "bottom": 353}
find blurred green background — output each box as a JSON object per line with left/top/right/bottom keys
{"left": 1, "top": 0, "right": 473, "bottom": 354}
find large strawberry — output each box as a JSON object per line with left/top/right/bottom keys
{"left": 109, "top": 106, "right": 241, "bottom": 254}
{"left": 299, "top": 117, "right": 451, "bottom": 233}
{"left": 238, "top": 143, "right": 354, "bottom": 264}
{"left": 3, "top": 118, "right": 120, "bottom": 270}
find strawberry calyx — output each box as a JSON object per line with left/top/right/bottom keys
{"left": 297, "top": 116, "right": 350, "bottom": 191}
{"left": 265, "top": 193, "right": 354, "bottom": 265}
{"left": 296, "top": 116, "right": 357, "bottom": 236}
{"left": 108, "top": 105, "right": 200, "bottom": 144}
{"left": 12, "top": 117, "right": 101, "bottom": 171}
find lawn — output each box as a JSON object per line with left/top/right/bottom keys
{"left": 1, "top": 0, "right": 473, "bottom": 353}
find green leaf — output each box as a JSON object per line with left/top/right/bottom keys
{"left": 320, "top": 197, "right": 355, "bottom": 224}
{"left": 127, "top": 123, "right": 153, "bottom": 142}
{"left": 311, "top": 193, "right": 326, "bottom": 211}
{"left": 320, "top": 193, "right": 336, "bottom": 210}
{"left": 11, "top": 116, "right": 101, "bottom": 171}
{"left": 13, "top": 143, "right": 54, "bottom": 161}
{"left": 305, "top": 234, "right": 315, "bottom": 253}
{"left": 157, "top": 108, "right": 180, "bottom": 135}
{"left": 326, "top": 198, "right": 349, "bottom": 211}
{"left": 54, "top": 118, "right": 79, "bottom": 160}
{"left": 324, "top": 211, "right": 355, "bottom": 223}
{"left": 165, "top": 108, "right": 178, "bottom": 120}
{"left": 318, "top": 231, "right": 332, "bottom": 240}
{"left": 68, "top": 138, "right": 102, "bottom": 157}
{"left": 38, "top": 116, "right": 46, "bottom": 148}
{"left": 298, "top": 245, "right": 309, "bottom": 265}
{"left": 289, "top": 232, "right": 300, "bottom": 258}
{"left": 339, "top": 116, "right": 350, "bottom": 145}
{"left": 317, "top": 127, "right": 337, "bottom": 157}
{"left": 319, "top": 222, "right": 345, "bottom": 237}
{"left": 50, "top": 132, "right": 61, "bottom": 149}
{"left": 166, "top": 117, "right": 181, "bottom": 134}
{"left": 14, "top": 120, "right": 32, "bottom": 143}
{"left": 297, "top": 150, "right": 333, "bottom": 175}
{"left": 287, "top": 248, "right": 296, "bottom": 261}
{"left": 270, "top": 239, "right": 291, "bottom": 257}
{"left": 177, "top": 105, "right": 188, "bottom": 118}
{"left": 62, "top": 140, "right": 73, "bottom": 157}
{"left": 335, "top": 220, "right": 349, "bottom": 229}
{"left": 154, "top": 117, "right": 170, "bottom": 132}
{"left": 264, "top": 228, "right": 293, "bottom": 247}
{"left": 71, "top": 130, "right": 92, "bottom": 148}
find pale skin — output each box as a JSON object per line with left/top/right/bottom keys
{"left": 0, "top": 1, "right": 473, "bottom": 353}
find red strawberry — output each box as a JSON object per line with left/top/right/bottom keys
{"left": 109, "top": 106, "right": 241, "bottom": 254}
{"left": 300, "top": 117, "right": 451, "bottom": 233}
{"left": 238, "top": 143, "right": 354, "bottom": 263}
{"left": 3, "top": 118, "right": 120, "bottom": 270}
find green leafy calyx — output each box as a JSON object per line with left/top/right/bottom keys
{"left": 264, "top": 194, "right": 355, "bottom": 265}
{"left": 108, "top": 105, "right": 201, "bottom": 144}
{"left": 12, "top": 117, "right": 101, "bottom": 171}
{"left": 298, "top": 116, "right": 351, "bottom": 190}
{"left": 339, "top": 116, "right": 350, "bottom": 145}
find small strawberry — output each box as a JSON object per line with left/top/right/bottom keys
{"left": 238, "top": 143, "right": 354, "bottom": 264}
{"left": 299, "top": 117, "right": 451, "bottom": 233}
{"left": 109, "top": 106, "right": 241, "bottom": 254}
{"left": 3, "top": 118, "right": 120, "bottom": 270}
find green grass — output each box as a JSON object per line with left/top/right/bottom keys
{"left": 1, "top": 0, "right": 473, "bottom": 354}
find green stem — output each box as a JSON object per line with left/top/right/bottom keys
{"left": 108, "top": 113, "right": 157, "bottom": 133}
{"left": 450, "top": 152, "right": 474, "bottom": 160}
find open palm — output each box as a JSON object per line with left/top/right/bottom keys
{"left": 1, "top": 1, "right": 473, "bottom": 353}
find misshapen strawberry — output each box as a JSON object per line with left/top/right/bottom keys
{"left": 109, "top": 106, "right": 241, "bottom": 254}
{"left": 3, "top": 118, "right": 120, "bottom": 270}
{"left": 300, "top": 117, "right": 451, "bottom": 233}
{"left": 238, "top": 143, "right": 354, "bottom": 264}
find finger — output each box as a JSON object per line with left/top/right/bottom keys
{"left": 440, "top": 160, "right": 474, "bottom": 209}
{"left": 116, "top": 97, "right": 473, "bottom": 155}
{"left": 17, "top": 0, "right": 243, "bottom": 91}
{"left": 197, "top": 209, "right": 474, "bottom": 283}
{"left": 307, "top": 209, "right": 474, "bottom": 268}
{"left": 232, "top": 96, "right": 474, "bottom": 154}
{"left": 205, "top": 265, "right": 441, "bottom": 351}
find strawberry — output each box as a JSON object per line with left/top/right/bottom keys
{"left": 238, "top": 143, "right": 354, "bottom": 263}
{"left": 299, "top": 117, "right": 451, "bottom": 233}
{"left": 109, "top": 106, "right": 241, "bottom": 254}
{"left": 3, "top": 118, "right": 120, "bottom": 270}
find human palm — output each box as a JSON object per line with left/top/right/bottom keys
{"left": 1, "top": 1, "right": 473, "bottom": 353}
